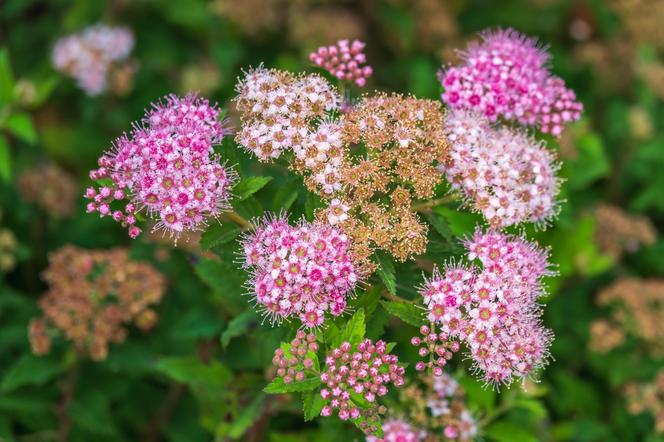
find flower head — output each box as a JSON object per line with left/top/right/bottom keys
{"left": 85, "top": 93, "right": 235, "bottom": 239}
{"left": 52, "top": 24, "right": 134, "bottom": 95}
{"left": 439, "top": 28, "right": 582, "bottom": 136}
{"left": 320, "top": 339, "right": 405, "bottom": 434}
{"left": 241, "top": 214, "right": 360, "bottom": 327}
{"left": 419, "top": 229, "right": 554, "bottom": 386}
{"left": 366, "top": 419, "right": 424, "bottom": 442}
{"left": 442, "top": 109, "right": 561, "bottom": 228}
{"left": 310, "top": 39, "right": 373, "bottom": 87}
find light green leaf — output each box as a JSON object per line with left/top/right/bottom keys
{"left": 1, "top": 353, "right": 64, "bottom": 392}
{"left": 272, "top": 179, "right": 300, "bottom": 212}
{"left": 4, "top": 112, "right": 37, "bottom": 144}
{"left": 234, "top": 176, "right": 272, "bottom": 201}
{"left": 0, "top": 136, "right": 10, "bottom": 181}
{"left": 155, "top": 356, "right": 232, "bottom": 390}
{"left": 374, "top": 252, "right": 396, "bottom": 295}
{"left": 221, "top": 310, "right": 258, "bottom": 348}
{"left": 338, "top": 308, "right": 366, "bottom": 346}
{"left": 302, "top": 391, "right": 325, "bottom": 421}
{"left": 380, "top": 301, "right": 423, "bottom": 327}
{"left": 0, "top": 49, "right": 14, "bottom": 106}
{"left": 485, "top": 421, "right": 539, "bottom": 442}
{"left": 264, "top": 376, "right": 321, "bottom": 394}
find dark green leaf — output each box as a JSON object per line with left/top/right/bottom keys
{"left": 1, "top": 354, "right": 64, "bottom": 392}
{"left": 221, "top": 310, "right": 258, "bottom": 348}
{"left": 380, "top": 301, "right": 423, "bottom": 327}
{"left": 155, "top": 357, "right": 232, "bottom": 390}
{"left": 302, "top": 391, "right": 325, "bottom": 421}
{"left": 264, "top": 376, "right": 321, "bottom": 394}
{"left": 234, "top": 176, "right": 272, "bottom": 201}
{"left": 0, "top": 135, "right": 10, "bottom": 181}
{"left": 374, "top": 252, "right": 396, "bottom": 295}
{"left": 200, "top": 222, "right": 242, "bottom": 250}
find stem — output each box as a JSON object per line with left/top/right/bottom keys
{"left": 478, "top": 389, "right": 517, "bottom": 427}
{"left": 381, "top": 289, "right": 415, "bottom": 304}
{"left": 142, "top": 383, "right": 186, "bottom": 442}
{"left": 223, "top": 211, "right": 252, "bottom": 230}
{"left": 412, "top": 195, "right": 457, "bottom": 212}
{"left": 57, "top": 357, "right": 79, "bottom": 442}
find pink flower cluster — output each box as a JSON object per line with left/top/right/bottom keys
{"left": 86, "top": 94, "right": 235, "bottom": 239}
{"left": 441, "top": 109, "right": 561, "bottom": 228}
{"left": 272, "top": 330, "right": 319, "bottom": 384}
{"left": 234, "top": 67, "right": 338, "bottom": 161}
{"left": 309, "top": 39, "right": 373, "bottom": 87}
{"left": 411, "top": 324, "right": 460, "bottom": 375}
{"left": 439, "top": 28, "right": 582, "bottom": 136}
{"left": 366, "top": 419, "right": 423, "bottom": 442}
{"left": 241, "top": 215, "right": 359, "bottom": 328}
{"left": 320, "top": 339, "right": 405, "bottom": 422}
{"left": 52, "top": 24, "right": 134, "bottom": 95}
{"left": 419, "top": 229, "right": 554, "bottom": 386}
{"left": 428, "top": 373, "right": 478, "bottom": 440}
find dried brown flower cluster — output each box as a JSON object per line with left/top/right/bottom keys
{"left": 396, "top": 373, "right": 477, "bottom": 441}
{"left": 306, "top": 94, "right": 448, "bottom": 269}
{"left": 210, "top": 0, "right": 283, "bottom": 35}
{"left": 0, "top": 211, "right": 18, "bottom": 273}
{"left": 639, "top": 62, "right": 664, "bottom": 102}
{"left": 608, "top": 0, "right": 664, "bottom": 50}
{"left": 18, "top": 164, "right": 77, "bottom": 218}
{"left": 29, "top": 245, "right": 166, "bottom": 360}
{"left": 594, "top": 204, "right": 657, "bottom": 260}
{"left": 590, "top": 278, "right": 664, "bottom": 355}
{"left": 625, "top": 370, "right": 664, "bottom": 433}
{"left": 289, "top": 7, "right": 365, "bottom": 49}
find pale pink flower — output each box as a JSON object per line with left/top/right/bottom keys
{"left": 310, "top": 39, "right": 373, "bottom": 87}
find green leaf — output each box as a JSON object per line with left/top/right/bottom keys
{"left": 1, "top": 353, "right": 64, "bottom": 392}
{"left": 272, "top": 179, "right": 300, "bottom": 212}
{"left": 0, "top": 49, "right": 14, "bottom": 106}
{"left": 200, "top": 222, "right": 242, "bottom": 250}
{"left": 380, "top": 301, "right": 423, "bottom": 327}
{"left": 4, "top": 112, "right": 37, "bottom": 144}
{"left": 155, "top": 356, "right": 232, "bottom": 390}
{"left": 302, "top": 391, "right": 325, "bottom": 421}
{"left": 374, "top": 252, "right": 396, "bottom": 295}
{"left": 349, "top": 391, "right": 372, "bottom": 409}
{"left": 234, "top": 176, "right": 272, "bottom": 201}
{"left": 221, "top": 310, "right": 258, "bottom": 348}
{"left": 194, "top": 257, "right": 245, "bottom": 306}
{"left": 264, "top": 376, "right": 321, "bottom": 394}
{"left": 563, "top": 131, "right": 610, "bottom": 190}
{"left": 228, "top": 393, "right": 266, "bottom": 438}
{"left": 0, "top": 135, "right": 10, "bottom": 181}
{"left": 69, "top": 391, "right": 118, "bottom": 437}
{"left": 485, "top": 421, "right": 539, "bottom": 442}
{"left": 338, "top": 308, "right": 366, "bottom": 346}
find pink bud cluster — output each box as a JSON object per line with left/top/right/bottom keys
{"left": 411, "top": 324, "right": 460, "bottom": 376}
{"left": 234, "top": 67, "right": 339, "bottom": 161}
{"left": 419, "top": 229, "right": 554, "bottom": 386}
{"left": 320, "top": 339, "right": 405, "bottom": 427}
{"left": 428, "top": 373, "right": 478, "bottom": 440}
{"left": 272, "top": 330, "right": 319, "bottom": 384}
{"left": 52, "top": 24, "right": 134, "bottom": 96}
{"left": 441, "top": 109, "right": 561, "bottom": 228}
{"left": 241, "top": 215, "right": 359, "bottom": 328}
{"left": 439, "top": 28, "right": 582, "bottom": 136}
{"left": 86, "top": 94, "right": 235, "bottom": 239}
{"left": 366, "top": 419, "right": 424, "bottom": 442}
{"left": 309, "top": 39, "right": 373, "bottom": 87}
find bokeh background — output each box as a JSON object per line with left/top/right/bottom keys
{"left": 1, "top": 0, "right": 663, "bottom": 441}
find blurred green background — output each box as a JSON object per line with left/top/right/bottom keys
{"left": 1, "top": 0, "right": 663, "bottom": 441}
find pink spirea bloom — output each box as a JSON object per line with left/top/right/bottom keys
{"left": 320, "top": 339, "right": 404, "bottom": 424}
{"left": 442, "top": 109, "right": 561, "bottom": 228}
{"left": 241, "top": 215, "right": 359, "bottom": 327}
{"left": 419, "top": 229, "right": 554, "bottom": 386}
{"left": 86, "top": 94, "right": 235, "bottom": 239}
{"left": 309, "top": 39, "right": 373, "bottom": 87}
{"left": 366, "top": 419, "right": 424, "bottom": 442}
{"left": 439, "top": 28, "right": 582, "bottom": 136}
{"left": 52, "top": 24, "right": 134, "bottom": 95}
{"left": 234, "top": 67, "right": 339, "bottom": 161}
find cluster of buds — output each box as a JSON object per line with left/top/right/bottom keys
{"left": 28, "top": 245, "right": 165, "bottom": 360}
{"left": 320, "top": 339, "right": 405, "bottom": 433}
{"left": 439, "top": 28, "right": 582, "bottom": 136}
{"left": 271, "top": 330, "right": 319, "bottom": 384}
{"left": 241, "top": 215, "right": 360, "bottom": 328}
{"left": 85, "top": 93, "right": 235, "bottom": 239}
{"left": 52, "top": 24, "right": 134, "bottom": 96}
{"left": 309, "top": 39, "right": 373, "bottom": 87}
{"left": 420, "top": 229, "right": 554, "bottom": 386}
{"left": 17, "top": 164, "right": 77, "bottom": 218}
{"left": 442, "top": 109, "right": 561, "bottom": 228}
{"left": 411, "top": 324, "right": 460, "bottom": 376}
